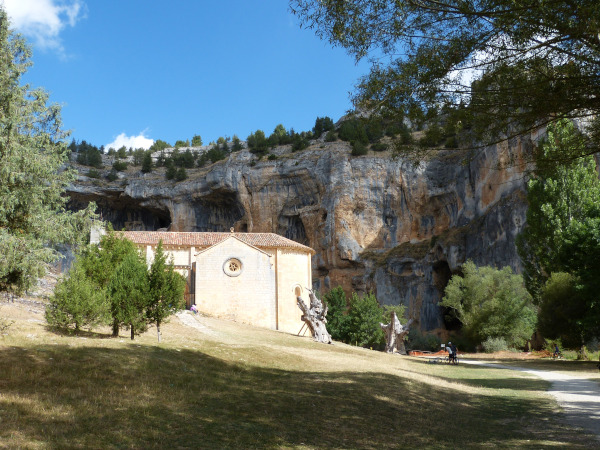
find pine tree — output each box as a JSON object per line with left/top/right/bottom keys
{"left": 108, "top": 252, "right": 149, "bottom": 340}
{"left": 147, "top": 241, "right": 186, "bottom": 342}
{"left": 0, "top": 9, "right": 96, "bottom": 295}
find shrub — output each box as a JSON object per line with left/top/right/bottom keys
{"left": 325, "top": 131, "right": 337, "bottom": 142}
{"left": 175, "top": 167, "right": 187, "bottom": 181}
{"left": 313, "top": 116, "right": 334, "bottom": 138}
{"left": 141, "top": 153, "right": 153, "bottom": 173}
{"left": 291, "top": 134, "right": 309, "bottom": 152}
{"left": 345, "top": 292, "right": 385, "bottom": 348}
{"left": 106, "top": 169, "right": 118, "bottom": 181}
{"left": 165, "top": 162, "right": 177, "bottom": 180}
{"left": 351, "top": 140, "right": 368, "bottom": 156}
{"left": 267, "top": 154, "right": 277, "bottom": 160}
{"left": 406, "top": 329, "right": 441, "bottom": 352}
{"left": 371, "top": 142, "right": 388, "bottom": 152}
{"left": 339, "top": 119, "right": 368, "bottom": 144}
{"left": 418, "top": 124, "right": 444, "bottom": 147}
{"left": 323, "top": 287, "right": 349, "bottom": 342}
{"left": 45, "top": 265, "right": 108, "bottom": 332}
{"left": 444, "top": 136, "right": 458, "bottom": 148}
{"left": 112, "top": 160, "right": 128, "bottom": 171}
{"left": 441, "top": 261, "right": 537, "bottom": 348}
{"left": 482, "top": 337, "right": 509, "bottom": 353}
{"left": 86, "top": 169, "right": 101, "bottom": 178}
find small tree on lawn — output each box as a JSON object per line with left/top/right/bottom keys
{"left": 323, "top": 286, "right": 349, "bottom": 342}
{"left": 78, "top": 229, "right": 139, "bottom": 336}
{"left": 345, "top": 292, "right": 385, "bottom": 348}
{"left": 441, "top": 261, "right": 537, "bottom": 348}
{"left": 147, "top": 241, "right": 186, "bottom": 342}
{"left": 108, "top": 252, "right": 149, "bottom": 340}
{"left": 45, "top": 263, "right": 108, "bottom": 332}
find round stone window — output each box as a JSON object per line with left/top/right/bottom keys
{"left": 223, "top": 258, "right": 243, "bottom": 277}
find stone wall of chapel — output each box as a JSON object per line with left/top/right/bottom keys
{"left": 194, "top": 239, "right": 276, "bottom": 330}
{"left": 144, "top": 246, "right": 194, "bottom": 267}
{"left": 275, "top": 249, "right": 312, "bottom": 335}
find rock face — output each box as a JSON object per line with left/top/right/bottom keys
{"left": 68, "top": 137, "right": 533, "bottom": 333}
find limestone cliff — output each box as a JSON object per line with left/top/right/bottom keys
{"left": 68, "top": 137, "right": 532, "bottom": 332}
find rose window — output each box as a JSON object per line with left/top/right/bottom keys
{"left": 223, "top": 258, "right": 243, "bottom": 277}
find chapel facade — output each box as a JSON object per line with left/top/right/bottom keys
{"left": 112, "top": 230, "right": 314, "bottom": 335}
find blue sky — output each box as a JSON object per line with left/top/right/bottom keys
{"left": 5, "top": 0, "right": 370, "bottom": 150}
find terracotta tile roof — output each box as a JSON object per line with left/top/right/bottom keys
{"left": 117, "top": 231, "right": 315, "bottom": 254}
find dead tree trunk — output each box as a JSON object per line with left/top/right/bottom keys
{"left": 380, "top": 312, "right": 413, "bottom": 354}
{"left": 297, "top": 289, "right": 332, "bottom": 344}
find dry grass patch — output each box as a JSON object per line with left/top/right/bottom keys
{"left": 0, "top": 302, "right": 597, "bottom": 448}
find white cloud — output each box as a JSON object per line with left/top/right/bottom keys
{"left": 3, "top": 0, "right": 85, "bottom": 53}
{"left": 105, "top": 133, "right": 154, "bottom": 151}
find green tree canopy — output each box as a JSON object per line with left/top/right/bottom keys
{"left": 345, "top": 292, "right": 386, "bottom": 348}
{"left": 0, "top": 9, "right": 96, "bottom": 295}
{"left": 291, "top": 0, "right": 600, "bottom": 155}
{"left": 441, "top": 261, "right": 537, "bottom": 348}
{"left": 517, "top": 119, "right": 600, "bottom": 345}
{"left": 191, "top": 134, "right": 203, "bottom": 147}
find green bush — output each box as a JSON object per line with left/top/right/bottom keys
{"left": 175, "top": 167, "right": 187, "bottom": 181}
{"left": 444, "top": 136, "right": 458, "bottom": 148}
{"left": 46, "top": 264, "right": 109, "bottom": 332}
{"left": 441, "top": 260, "right": 537, "bottom": 348}
{"left": 112, "top": 160, "right": 128, "bottom": 171}
{"left": 267, "top": 154, "right": 277, "bottom": 160}
{"left": 313, "top": 116, "right": 334, "bottom": 138}
{"left": 351, "top": 140, "right": 368, "bottom": 156}
{"left": 371, "top": 142, "right": 388, "bottom": 152}
{"left": 339, "top": 119, "right": 368, "bottom": 144}
{"left": 86, "top": 169, "right": 101, "bottom": 179}
{"left": 325, "top": 131, "right": 337, "bottom": 142}
{"left": 482, "top": 337, "right": 509, "bottom": 353}
{"left": 345, "top": 292, "right": 385, "bottom": 349}
{"left": 406, "top": 329, "right": 441, "bottom": 352}
{"left": 419, "top": 124, "right": 444, "bottom": 147}
{"left": 106, "top": 169, "right": 118, "bottom": 181}
{"left": 323, "top": 287, "right": 349, "bottom": 342}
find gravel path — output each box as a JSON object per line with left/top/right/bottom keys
{"left": 463, "top": 359, "right": 600, "bottom": 441}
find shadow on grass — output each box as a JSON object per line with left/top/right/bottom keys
{"left": 0, "top": 345, "right": 595, "bottom": 449}
{"left": 45, "top": 325, "right": 114, "bottom": 339}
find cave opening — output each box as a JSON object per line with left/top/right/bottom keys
{"left": 432, "top": 260, "right": 462, "bottom": 330}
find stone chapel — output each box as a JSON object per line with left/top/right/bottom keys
{"left": 97, "top": 230, "right": 314, "bottom": 335}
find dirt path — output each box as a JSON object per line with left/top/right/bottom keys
{"left": 463, "top": 359, "right": 600, "bottom": 441}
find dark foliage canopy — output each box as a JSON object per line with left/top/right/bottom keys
{"left": 290, "top": 0, "right": 600, "bottom": 154}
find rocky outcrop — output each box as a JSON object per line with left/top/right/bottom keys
{"left": 68, "top": 136, "right": 533, "bottom": 332}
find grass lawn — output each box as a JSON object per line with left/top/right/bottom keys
{"left": 0, "top": 300, "right": 597, "bottom": 449}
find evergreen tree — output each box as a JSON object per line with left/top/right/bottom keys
{"left": 345, "top": 292, "right": 385, "bottom": 348}
{"left": 141, "top": 152, "right": 153, "bottom": 173}
{"left": 78, "top": 230, "right": 139, "bottom": 336}
{"left": 108, "top": 252, "right": 149, "bottom": 340}
{"left": 191, "top": 134, "right": 203, "bottom": 147}
{"left": 323, "top": 286, "right": 349, "bottom": 341}
{"left": 45, "top": 263, "right": 108, "bottom": 332}
{"left": 231, "top": 135, "right": 243, "bottom": 151}
{"left": 0, "top": 9, "right": 96, "bottom": 295}
{"left": 147, "top": 241, "right": 186, "bottom": 342}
